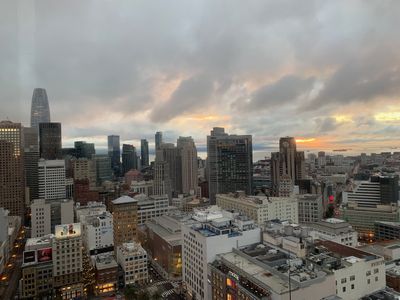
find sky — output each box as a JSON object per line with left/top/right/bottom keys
{"left": 1, "top": 1, "right": 400, "bottom": 160}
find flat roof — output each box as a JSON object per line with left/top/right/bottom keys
{"left": 112, "top": 195, "right": 137, "bottom": 205}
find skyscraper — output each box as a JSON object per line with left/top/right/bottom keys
{"left": 39, "top": 122, "right": 62, "bottom": 159}
{"left": 207, "top": 127, "right": 253, "bottom": 202}
{"left": 23, "top": 127, "right": 39, "bottom": 201}
{"left": 121, "top": 144, "right": 137, "bottom": 175}
{"left": 0, "top": 121, "right": 25, "bottom": 218}
{"left": 74, "top": 141, "right": 95, "bottom": 159}
{"left": 270, "top": 136, "right": 305, "bottom": 196}
{"left": 38, "top": 159, "right": 66, "bottom": 201}
{"left": 140, "top": 139, "right": 149, "bottom": 169}
{"left": 155, "top": 143, "right": 181, "bottom": 198}
{"left": 177, "top": 136, "right": 198, "bottom": 195}
{"left": 107, "top": 135, "right": 120, "bottom": 176}
{"left": 155, "top": 131, "right": 163, "bottom": 150}
{"left": 31, "top": 88, "right": 51, "bottom": 128}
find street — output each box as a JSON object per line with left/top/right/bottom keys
{"left": 0, "top": 227, "right": 26, "bottom": 300}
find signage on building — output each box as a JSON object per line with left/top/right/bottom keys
{"left": 55, "top": 223, "right": 81, "bottom": 238}
{"left": 37, "top": 247, "right": 52, "bottom": 263}
{"left": 228, "top": 270, "right": 239, "bottom": 281}
{"left": 23, "top": 250, "right": 37, "bottom": 264}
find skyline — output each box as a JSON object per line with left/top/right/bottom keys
{"left": 1, "top": 1, "right": 400, "bottom": 156}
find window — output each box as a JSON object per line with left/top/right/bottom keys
{"left": 375, "top": 276, "right": 378, "bottom": 282}
{"left": 374, "top": 268, "right": 379, "bottom": 274}
{"left": 350, "top": 275, "right": 355, "bottom": 281}
{"left": 351, "top": 284, "right": 354, "bottom": 290}
{"left": 342, "top": 287, "right": 346, "bottom": 293}
{"left": 341, "top": 278, "right": 347, "bottom": 284}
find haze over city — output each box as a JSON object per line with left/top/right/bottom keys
{"left": 1, "top": 1, "right": 400, "bottom": 158}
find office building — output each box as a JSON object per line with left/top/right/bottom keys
{"left": 92, "top": 253, "right": 118, "bottom": 296}
{"left": 308, "top": 218, "right": 358, "bottom": 247}
{"left": 177, "top": 136, "right": 198, "bottom": 195}
{"left": 72, "top": 158, "right": 97, "bottom": 188}
{"left": 31, "top": 199, "right": 74, "bottom": 238}
{"left": 121, "top": 144, "right": 137, "bottom": 175}
{"left": 0, "top": 121, "right": 25, "bottom": 218}
{"left": 216, "top": 192, "right": 299, "bottom": 224}
{"left": 343, "top": 175, "right": 399, "bottom": 207}
{"left": 116, "top": 242, "right": 148, "bottom": 286}
{"left": 141, "top": 139, "right": 149, "bottom": 169}
{"left": 52, "top": 223, "right": 83, "bottom": 299}
{"left": 23, "top": 126, "right": 40, "bottom": 201}
{"left": 39, "top": 122, "right": 61, "bottom": 159}
{"left": 107, "top": 135, "right": 120, "bottom": 176}
{"left": 270, "top": 137, "right": 305, "bottom": 196}
{"left": 130, "top": 180, "right": 153, "bottom": 196}
{"left": 156, "top": 143, "right": 181, "bottom": 197}
{"left": 74, "top": 141, "right": 95, "bottom": 159}
{"left": 135, "top": 194, "right": 169, "bottom": 225}
{"left": 155, "top": 131, "right": 163, "bottom": 150}
{"left": 374, "top": 221, "right": 400, "bottom": 241}
{"left": 38, "top": 159, "right": 66, "bottom": 200}
{"left": 20, "top": 235, "right": 54, "bottom": 299}
{"left": 94, "top": 154, "right": 112, "bottom": 185}
{"left": 182, "top": 207, "right": 260, "bottom": 300}
{"left": 30, "top": 88, "right": 51, "bottom": 129}
{"left": 298, "top": 194, "right": 324, "bottom": 224}
{"left": 309, "top": 240, "right": 386, "bottom": 299}
{"left": 210, "top": 244, "right": 336, "bottom": 300}
{"left": 139, "top": 214, "right": 184, "bottom": 280}
{"left": 340, "top": 200, "right": 400, "bottom": 239}
{"left": 112, "top": 196, "right": 138, "bottom": 247}
{"left": 81, "top": 211, "right": 113, "bottom": 255}
{"left": 207, "top": 127, "right": 253, "bottom": 202}
{"left": 153, "top": 160, "right": 172, "bottom": 199}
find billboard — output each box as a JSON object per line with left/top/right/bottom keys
{"left": 37, "top": 247, "right": 52, "bottom": 263}
{"left": 55, "top": 223, "right": 81, "bottom": 238}
{"left": 23, "top": 250, "right": 37, "bottom": 264}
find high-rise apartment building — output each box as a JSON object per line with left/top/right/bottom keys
{"left": 155, "top": 131, "right": 163, "bottom": 150}
{"left": 30, "top": 88, "right": 50, "bottom": 129}
{"left": 107, "top": 135, "right": 120, "bottom": 176}
{"left": 23, "top": 127, "right": 39, "bottom": 201}
{"left": 153, "top": 160, "right": 171, "bottom": 199}
{"left": 112, "top": 196, "right": 138, "bottom": 247}
{"left": 177, "top": 136, "right": 198, "bottom": 195}
{"left": 53, "top": 223, "right": 83, "bottom": 299}
{"left": 207, "top": 127, "right": 253, "bottom": 202}
{"left": 140, "top": 139, "right": 149, "bottom": 169}
{"left": 38, "top": 159, "right": 66, "bottom": 200}
{"left": 121, "top": 144, "right": 137, "bottom": 175}
{"left": 116, "top": 242, "right": 148, "bottom": 286}
{"left": 271, "top": 137, "right": 305, "bottom": 196}
{"left": 0, "top": 121, "right": 25, "bottom": 218}
{"left": 39, "top": 122, "right": 62, "bottom": 159}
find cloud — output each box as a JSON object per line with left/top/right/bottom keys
{"left": 233, "top": 75, "right": 315, "bottom": 112}
{"left": 149, "top": 74, "right": 216, "bottom": 122}
{"left": 315, "top": 117, "right": 340, "bottom": 133}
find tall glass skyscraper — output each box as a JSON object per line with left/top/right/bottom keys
{"left": 31, "top": 88, "right": 51, "bottom": 128}
{"left": 140, "top": 139, "right": 149, "bottom": 169}
{"left": 108, "top": 135, "right": 120, "bottom": 176}
{"left": 155, "top": 131, "right": 163, "bottom": 150}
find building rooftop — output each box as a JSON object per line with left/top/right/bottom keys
{"left": 112, "top": 195, "right": 137, "bottom": 205}
{"left": 94, "top": 253, "right": 118, "bottom": 270}
{"left": 118, "top": 242, "right": 147, "bottom": 256}
{"left": 25, "top": 234, "right": 54, "bottom": 249}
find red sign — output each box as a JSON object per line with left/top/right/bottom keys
{"left": 329, "top": 195, "right": 334, "bottom": 203}
{"left": 37, "top": 248, "right": 52, "bottom": 263}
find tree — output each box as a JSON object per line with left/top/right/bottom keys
{"left": 124, "top": 284, "right": 138, "bottom": 300}
{"left": 151, "top": 289, "right": 163, "bottom": 300}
